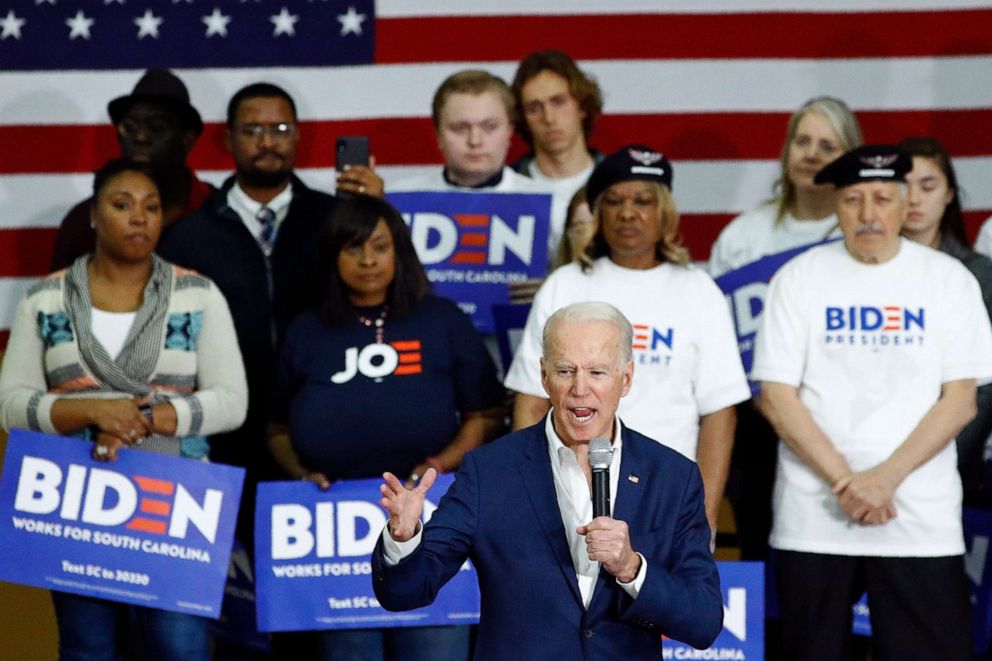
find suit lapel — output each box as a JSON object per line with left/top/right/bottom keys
{"left": 612, "top": 427, "right": 645, "bottom": 525}
{"left": 519, "top": 426, "right": 584, "bottom": 608}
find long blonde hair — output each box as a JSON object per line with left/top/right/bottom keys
{"left": 774, "top": 96, "right": 862, "bottom": 223}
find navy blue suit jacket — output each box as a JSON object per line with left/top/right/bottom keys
{"left": 372, "top": 421, "right": 723, "bottom": 660}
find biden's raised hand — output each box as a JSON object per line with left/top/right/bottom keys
{"left": 380, "top": 468, "right": 436, "bottom": 543}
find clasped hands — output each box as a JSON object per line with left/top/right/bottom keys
{"left": 832, "top": 465, "right": 899, "bottom": 526}
{"left": 380, "top": 469, "right": 640, "bottom": 582}
{"left": 90, "top": 398, "right": 154, "bottom": 462}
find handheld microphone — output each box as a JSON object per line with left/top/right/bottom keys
{"left": 589, "top": 438, "right": 613, "bottom": 518}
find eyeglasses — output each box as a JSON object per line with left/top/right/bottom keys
{"left": 234, "top": 123, "right": 297, "bottom": 141}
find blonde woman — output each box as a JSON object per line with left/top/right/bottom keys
{"left": 708, "top": 96, "right": 862, "bottom": 277}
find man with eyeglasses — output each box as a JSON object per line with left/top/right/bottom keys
{"left": 158, "top": 82, "right": 382, "bottom": 550}
{"left": 50, "top": 68, "right": 213, "bottom": 270}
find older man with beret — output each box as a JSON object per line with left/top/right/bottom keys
{"left": 753, "top": 144, "right": 992, "bottom": 660}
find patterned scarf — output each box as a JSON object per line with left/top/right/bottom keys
{"left": 64, "top": 254, "right": 179, "bottom": 455}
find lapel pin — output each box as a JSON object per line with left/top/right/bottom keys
{"left": 628, "top": 475, "right": 640, "bottom": 484}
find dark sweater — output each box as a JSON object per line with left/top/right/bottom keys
{"left": 157, "top": 174, "right": 337, "bottom": 477}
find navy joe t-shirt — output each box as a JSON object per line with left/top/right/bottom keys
{"left": 273, "top": 295, "right": 504, "bottom": 480}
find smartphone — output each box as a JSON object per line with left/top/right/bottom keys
{"left": 336, "top": 136, "right": 370, "bottom": 171}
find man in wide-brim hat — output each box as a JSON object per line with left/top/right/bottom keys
{"left": 50, "top": 69, "right": 213, "bottom": 270}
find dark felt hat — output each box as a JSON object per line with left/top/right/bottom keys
{"left": 107, "top": 69, "right": 203, "bottom": 136}
{"left": 586, "top": 144, "right": 673, "bottom": 205}
{"left": 813, "top": 144, "right": 912, "bottom": 188}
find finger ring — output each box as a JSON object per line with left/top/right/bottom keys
{"left": 359, "top": 185, "right": 366, "bottom": 194}
{"left": 95, "top": 445, "right": 109, "bottom": 456}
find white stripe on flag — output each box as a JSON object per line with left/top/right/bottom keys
{"left": 3, "top": 56, "right": 992, "bottom": 125}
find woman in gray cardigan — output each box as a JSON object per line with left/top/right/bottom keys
{"left": 0, "top": 158, "right": 247, "bottom": 660}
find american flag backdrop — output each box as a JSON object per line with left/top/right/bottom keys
{"left": 1, "top": 0, "right": 991, "bottom": 344}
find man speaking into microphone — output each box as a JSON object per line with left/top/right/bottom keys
{"left": 372, "top": 302, "right": 722, "bottom": 659}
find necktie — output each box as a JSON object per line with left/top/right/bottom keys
{"left": 256, "top": 206, "right": 276, "bottom": 254}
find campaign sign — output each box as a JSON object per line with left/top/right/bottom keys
{"left": 715, "top": 239, "right": 840, "bottom": 394}
{"left": 387, "top": 191, "right": 552, "bottom": 333}
{"left": 492, "top": 303, "right": 531, "bottom": 374}
{"left": 0, "top": 430, "right": 244, "bottom": 618}
{"left": 663, "top": 561, "right": 764, "bottom": 659}
{"left": 255, "top": 474, "right": 480, "bottom": 632}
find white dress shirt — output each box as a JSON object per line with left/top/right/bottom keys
{"left": 381, "top": 412, "right": 647, "bottom": 608}
{"left": 226, "top": 181, "right": 294, "bottom": 250}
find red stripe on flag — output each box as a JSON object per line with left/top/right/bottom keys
{"left": 375, "top": 11, "right": 992, "bottom": 63}
{"left": 965, "top": 211, "right": 991, "bottom": 245}
{"left": 0, "top": 228, "right": 56, "bottom": 277}
{"left": 680, "top": 213, "right": 736, "bottom": 261}
{"left": 5, "top": 109, "right": 992, "bottom": 174}
{"left": 0, "top": 212, "right": 990, "bottom": 280}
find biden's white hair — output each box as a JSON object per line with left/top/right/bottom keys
{"left": 542, "top": 301, "right": 633, "bottom": 365}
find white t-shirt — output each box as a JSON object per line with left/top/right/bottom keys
{"left": 391, "top": 166, "right": 556, "bottom": 258}
{"left": 974, "top": 214, "right": 992, "bottom": 258}
{"left": 391, "top": 166, "right": 544, "bottom": 195}
{"left": 708, "top": 203, "right": 841, "bottom": 278}
{"left": 527, "top": 161, "right": 594, "bottom": 260}
{"left": 752, "top": 239, "right": 992, "bottom": 557}
{"left": 90, "top": 307, "right": 137, "bottom": 360}
{"left": 504, "top": 257, "right": 751, "bottom": 460}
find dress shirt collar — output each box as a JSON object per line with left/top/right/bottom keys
{"left": 227, "top": 180, "right": 294, "bottom": 240}
{"left": 545, "top": 411, "right": 623, "bottom": 470}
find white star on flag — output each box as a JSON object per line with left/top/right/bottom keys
{"left": 35, "top": 0, "right": 56, "bottom": 5}
{"left": 202, "top": 8, "right": 231, "bottom": 37}
{"left": 337, "top": 6, "right": 365, "bottom": 36}
{"left": 65, "top": 10, "right": 94, "bottom": 40}
{"left": 104, "top": 0, "right": 125, "bottom": 5}
{"left": 270, "top": 7, "right": 298, "bottom": 37}
{"left": 134, "top": 9, "right": 163, "bottom": 39}
{"left": 1, "top": 10, "right": 26, "bottom": 40}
